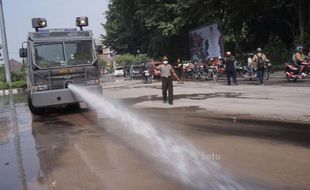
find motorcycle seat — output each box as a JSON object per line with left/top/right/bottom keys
{"left": 288, "top": 65, "right": 298, "bottom": 70}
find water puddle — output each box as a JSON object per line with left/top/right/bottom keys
{"left": 0, "top": 93, "right": 46, "bottom": 190}
{"left": 69, "top": 85, "right": 244, "bottom": 190}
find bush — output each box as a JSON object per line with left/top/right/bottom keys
{"left": 11, "top": 70, "right": 26, "bottom": 81}
{"left": 11, "top": 81, "right": 27, "bottom": 89}
{"left": 98, "top": 58, "right": 108, "bottom": 69}
{"left": 0, "top": 81, "right": 9, "bottom": 90}
{"left": 0, "top": 67, "right": 6, "bottom": 82}
{"left": 264, "top": 34, "right": 291, "bottom": 66}
{"left": 115, "top": 54, "right": 150, "bottom": 67}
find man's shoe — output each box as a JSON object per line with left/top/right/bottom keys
{"left": 169, "top": 102, "right": 173, "bottom": 105}
{"left": 163, "top": 100, "right": 167, "bottom": 103}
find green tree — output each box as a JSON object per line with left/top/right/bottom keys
{"left": 0, "top": 66, "right": 6, "bottom": 82}
{"left": 102, "top": 0, "right": 310, "bottom": 61}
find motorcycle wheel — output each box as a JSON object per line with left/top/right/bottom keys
{"left": 212, "top": 70, "right": 219, "bottom": 81}
{"left": 264, "top": 72, "right": 270, "bottom": 80}
{"left": 286, "top": 74, "right": 297, "bottom": 82}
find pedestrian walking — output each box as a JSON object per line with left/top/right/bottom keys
{"left": 252, "top": 48, "right": 268, "bottom": 85}
{"left": 156, "top": 56, "right": 182, "bottom": 105}
{"left": 224, "top": 51, "right": 238, "bottom": 85}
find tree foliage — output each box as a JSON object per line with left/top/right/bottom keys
{"left": 0, "top": 67, "right": 6, "bottom": 82}
{"left": 114, "top": 54, "right": 150, "bottom": 67}
{"left": 102, "top": 0, "right": 310, "bottom": 61}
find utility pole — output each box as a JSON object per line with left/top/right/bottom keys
{"left": 0, "top": 0, "right": 11, "bottom": 87}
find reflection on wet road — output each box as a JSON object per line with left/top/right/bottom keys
{"left": 1, "top": 93, "right": 310, "bottom": 189}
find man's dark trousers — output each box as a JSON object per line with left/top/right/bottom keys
{"left": 226, "top": 70, "right": 237, "bottom": 85}
{"left": 257, "top": 68, "right": 265, "bottom": 84}
{"left": 161, "top": 77, "right": 173, "bottom": 104}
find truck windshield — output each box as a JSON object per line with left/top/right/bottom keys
{"left": 34, "top": 40, "right": 93, "bottom": 68}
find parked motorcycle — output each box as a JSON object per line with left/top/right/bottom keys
{"left": 208, "top": 65, "right": 219, "bottom": 81}
{"left": 193, "top": 65, "right": 208, "bottom": 80}
{"left": 266, "top": 60, "right": 273, "bottom": 74}
{"left": 209, "top": 57, "right": 225, "bottom": 80}
{"left": 285, "top": 62, "right": 310, "bottom": 82}
{"left": 238, "top": 65, "right": 270, "bottom": 80}
{"left": 143, "top": 70, "right": 152, "bottom": 84}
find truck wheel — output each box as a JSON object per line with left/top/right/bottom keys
{"left": 66, "top": 103, "right": 80, "bottom": 112}
{"left": 28, "top": 96, "right": 45, "bottom": 115}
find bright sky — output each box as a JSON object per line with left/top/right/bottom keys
{"left": 2, "top": 0, "right": 109, "bottom": 60}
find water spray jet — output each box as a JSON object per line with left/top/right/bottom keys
{"left": 68, "top": 85, "right": 244, "bottom": 190}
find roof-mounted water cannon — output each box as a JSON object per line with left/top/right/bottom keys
{"left": 32, "top": 18, "right": 47, "bottom": 32}
{"left": 76, "top": 16, "right": 88, "bottom": 31}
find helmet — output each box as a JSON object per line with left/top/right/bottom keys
{"left": 162, "top": 56, "right": 168, "bottom": 61}
{"left": 296, "top": 46, "right": 303, "bottom": 52}
{"left": 256, "top": 48, "right": 262, "bottom": 53}
{"left": 225, "top": 51, "right": 232, "bottom": 56}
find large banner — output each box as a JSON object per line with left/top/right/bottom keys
{"left": 189, "top": 23, "right": 224, "bottom": 61}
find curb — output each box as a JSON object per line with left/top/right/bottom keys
{"left": 0, "top": 88, "right": 25, "bottom": 96}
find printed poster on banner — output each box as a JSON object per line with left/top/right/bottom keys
{"left": 189, "top": 23, "right": 224, "bottom": 61}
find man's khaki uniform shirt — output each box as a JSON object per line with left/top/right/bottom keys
{"left": 158, "top": 64, "right": 175, "bottom": 77}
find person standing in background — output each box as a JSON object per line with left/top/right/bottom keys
{"left": 252, "top": 48, "right": 268, "bottom": 85}
{"left": 224, "top": 51, "right": 238, "bottom": 85}
{"left": 247, "top": 53, "right": 255, "bottom": 78}
{"left": 174, "top": 58, "right": 184, "bottom": 82}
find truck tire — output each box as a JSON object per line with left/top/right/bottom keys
{"left": 66, "top": 103, "right": 80, "bottom": 112}
{"left": 28, "top": 96, "right": 45, "bottom": 115}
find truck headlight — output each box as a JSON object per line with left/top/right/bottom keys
{"left": 37, "top": 84, "right": 49, "bottom": 91}
{"left": 32, "top": 84, "right": 48, "bottom": 91}
{"left": 87, "top": 79, "right": 99, "bottom": 85}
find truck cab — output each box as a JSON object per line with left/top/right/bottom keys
{"left": 20, "top": 17, "right": 102, "bottom": 114}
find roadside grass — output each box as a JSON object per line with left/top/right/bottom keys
{"left": 0, "top": 81, "right": 9, "bottom": 90}
{"left": 0, "top": 80, "right": 27, "bottom": 90}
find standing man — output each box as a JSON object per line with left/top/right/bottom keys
{"left": 247, "top": 53, "right": 254, "bottom": 78}
{"left": 224, "top": 51, "right": 238, "bottom": 85}
{"left": 174, "top": 58, "right": 184, "bottom": 82}
{"left": 156, "top": 56, "right": 182, "bottom": 105}
{"left": 252, "top": 48, "right": 268, "bottom": 85}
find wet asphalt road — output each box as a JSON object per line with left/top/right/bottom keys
{"left": 1, "top": 74, "right": 310, "bottom": 190}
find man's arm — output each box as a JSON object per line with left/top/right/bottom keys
{"left": 262, "top": 54, "right": 268, "bottom": 63}
{"left": 172, "top": 72, "right": 183, "bottom": 83}
{"left": 152, "top": 64, "right": 160, "bottom": 71}
{"left": 170, "top": 66, "right": 183, "bottom": 83}
{"left": 296, "top": 53, "right": 306, "bottom": 62}
{"left": 252, "top": 55, "right": 257, "bottom": 63}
